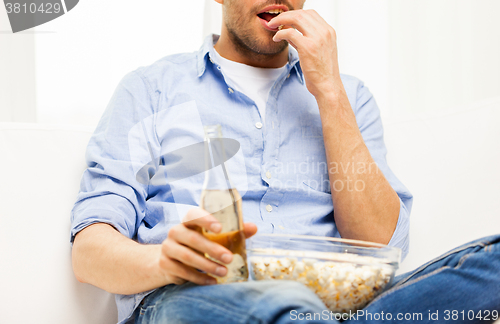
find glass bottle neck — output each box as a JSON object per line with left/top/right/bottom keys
{"left": 203, "top": 125, "right": 235, "bottom": 191}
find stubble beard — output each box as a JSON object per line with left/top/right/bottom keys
{"left": 224, "top": 15, "right": 289, "bottom": 62}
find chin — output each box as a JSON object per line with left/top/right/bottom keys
{"left": 227, "top": 26, "right": 288, "bottom": 57}
{"left": 250, "top": 34, "right": 288, "bottom": 55}
{"left": 259, "top": 41, "right": 288, "bottom": 55}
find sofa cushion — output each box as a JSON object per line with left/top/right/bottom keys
{"left": 383, "top": 97, "right": 500, "bottom": 274}
{"left": 0, "top": 123, "right": 117, "bottom": 324}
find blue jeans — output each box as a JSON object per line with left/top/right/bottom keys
{"left": 134, "top": 234, "right": 500, "bottom": 323}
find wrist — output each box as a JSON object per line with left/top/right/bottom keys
{"left": 315, "top": 85, "right": 348, "bottom": 112}
{"left": 150, "top": 243, "right": 168, "bottom": 279}
{"left": 314, "top": 81, "right": 357, "bottom": 129}
{"left": 312, "top": 77, "right": 345, "bottom": 102}
{"left": 141, "top": 244, "right": 171, "bottom": 289}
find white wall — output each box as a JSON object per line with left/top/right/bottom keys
{"left": 387, "top": 0, "right": 500, "bottom": 119}
{"left": 325, "top": 0, "right": 391, "bottom": 120}
{"left": 203, "top": 0, "right": 222, "bottom": 39}
{"left": 0, "top": 8, "right": 36, "bottom": 122}
{"left": 316, "top": 0, "right": 500, "bottom": 121}
{"left": 33, "top": 0, "right": 207, "bottom": 127}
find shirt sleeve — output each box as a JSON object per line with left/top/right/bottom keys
{"left": 70, "top": 69, "right": 159, "bottom": 243}
{"left": 352, "top": 79, "right": 413, "bottom": 261}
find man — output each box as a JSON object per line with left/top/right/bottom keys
{"left": 71, "top": 0, "right": 500, "bottom": 323}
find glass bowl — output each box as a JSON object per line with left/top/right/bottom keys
{"left": 247, "top": 234, "right": 401, "bottom": 314}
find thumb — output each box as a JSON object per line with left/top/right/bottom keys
{"left": 243, "top": 222, "right": 258, "bottom": 239}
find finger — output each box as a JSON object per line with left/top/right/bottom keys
{"left": 268, "top": 10, "right": 317, "bottom": 36}
{"left": 302, "top": 9, "right": 329, "bottom": 27}
{"left": 273, "top": 28, "right": 304, "bottom": 49}
{"left": 165, "top": 257, "right": 217, "bottom": 285}
{"left": 168, "top": 225, "right": 233, "bottom": 264}
{"left": 182, "top": 207, "right": 222, "bottom": 233}
{"left": 243, "top": 222, "right": 258, "bottom": 239}
{"left": 164, "top": 240, "right": 228, "bottom": 278}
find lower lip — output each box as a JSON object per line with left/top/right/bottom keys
{"left": 258, "top": 16, "right": 279, "bottom": 32}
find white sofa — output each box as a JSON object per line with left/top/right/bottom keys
{"left": 384, "top": 97, "right": 500, "bottom": 274}
{"left": 1, "top": 98, "right": 499, "bottom": 323}
{"left": 0, "top": 123, "right": 117, "bottom": 324}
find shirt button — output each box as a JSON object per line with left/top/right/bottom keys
{"left": 266, "top": 171, "right": 272, "bottom": 179}
{"left": 255, "top": 122, "right": 263, "bottom": 129}
{"left": 266, "top": 204, "right": 273, "bottom": 212}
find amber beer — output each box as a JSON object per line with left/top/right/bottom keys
{"left": 200, "top": 125, "right": 248, "bottom": 283}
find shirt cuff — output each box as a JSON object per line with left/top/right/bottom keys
{"left": 70, "top": 194, "right": 138, "bottom": 244}
{"left": 387, "top": 197, "right": 411, "bottom": 262}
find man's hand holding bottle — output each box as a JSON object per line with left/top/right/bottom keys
{"left": 160, "top": 208, "right": 257, "bottom": 286}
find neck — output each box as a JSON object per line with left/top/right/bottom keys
{"left": 214, "top": 30, "right": 289, "bottom": 68}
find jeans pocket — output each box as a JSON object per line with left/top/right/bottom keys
{"left": 484, "top": 238, "right": 500, "bottom": 253}
{"left": 137, "top": 304, "right": 156, "bottom": 322}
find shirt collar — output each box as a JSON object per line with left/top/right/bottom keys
{"left": 196, "top": 34, "right": 303, "bottom": 83}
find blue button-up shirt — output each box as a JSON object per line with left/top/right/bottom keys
{"left": 70, "top": 34, "right": 412, "bottom": 324}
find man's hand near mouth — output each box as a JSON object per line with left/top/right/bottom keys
{"left": 269, "top": 9, "right": 340, "bottom": 97}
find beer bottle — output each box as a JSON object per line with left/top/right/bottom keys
{"left": 200, "top": 125, "right": 248, "bottom": 283}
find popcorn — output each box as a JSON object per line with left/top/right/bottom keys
{"left": 249, "top": 249, "right": 394, "bottom": 314}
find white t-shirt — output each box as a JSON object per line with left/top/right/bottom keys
{"left": 212, "top": 49, "right": 287, "bottom": 125}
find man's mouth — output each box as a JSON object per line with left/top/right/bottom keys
{"left": 257, "top": 8, "right": 285, "bottom": 23}
{"left": 257, "top": 5, "right": 288, "bottom": 31}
